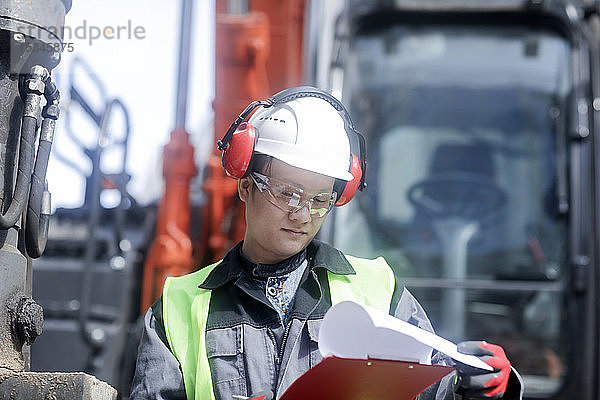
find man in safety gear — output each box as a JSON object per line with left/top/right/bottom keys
{"left": 130, "top": 87, "right": 523, "bottom": 400}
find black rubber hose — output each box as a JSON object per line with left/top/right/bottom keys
{"left": 0, "top": 114, "right": 37, "bottom": 229}
{"left": 24, "top": 78, "right": 59, "bottom": 257}
{"left": 25, "top": 138, "right": 52, "bottom": 258}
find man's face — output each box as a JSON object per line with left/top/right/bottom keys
{"left": 239, "top": 158, "right": 335, "bottom": 264}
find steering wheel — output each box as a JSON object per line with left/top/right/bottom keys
{"left": 407, "top": 172, "right": 507, "bottom": 221}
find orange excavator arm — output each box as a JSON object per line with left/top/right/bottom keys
{"left": 141, "top": 0, "right": 306, "bottom": 313}
{"left": 199, "top": 0, "right": 306, "bottom": 265}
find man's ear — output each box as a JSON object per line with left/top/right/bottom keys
{"left": 238, "top": 177, "right": 252, "bottom": 203}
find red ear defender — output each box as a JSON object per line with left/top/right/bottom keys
{"left": 221, "top": 122, "right": 256, "bottom": 179}
{"left": 334, "top": 153, "right": 362, "bottom": 206}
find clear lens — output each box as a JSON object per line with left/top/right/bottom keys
{"left": 251, "top": 172, "right": 336, "bottom": 217}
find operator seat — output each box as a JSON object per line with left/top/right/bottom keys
{"left": 405, "top": 141, "right": 507, "bottom": 273}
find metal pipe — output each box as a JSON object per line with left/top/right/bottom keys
{"left": 77, "top": 97, "right": 131, "bottom": 372}
{"left": 105, "top": 98, "right": 131, "bottom": 250}
{"left": 174, "top": 0, "right": 195, "bottom": 131}
{"left": 78, "top": 100, "right": 116, "bottom": 361}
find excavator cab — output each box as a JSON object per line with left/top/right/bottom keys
{"left": 317, "top": 1, "right": 599, "bottom": 398}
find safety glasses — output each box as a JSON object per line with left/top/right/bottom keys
{"left": 250, "top": 172, "right": 337, "bottom": 217}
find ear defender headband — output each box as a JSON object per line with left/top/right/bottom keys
{"left": 216, "top": 86, "right": 367, "bottom": 207}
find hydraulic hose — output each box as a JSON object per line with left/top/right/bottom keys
{"left": 0, "top": 66, "right": 48, "bottom": 230}
{"left": 0, "top": 117, "right": 37, "bottom": 229}
{"left": 25, "top": 79, "right": 59, "bottom": 258}
{"left": 24, "top": 139, "right": 51, "bottom": 258}
{"left": 25, "top": 85, "right": 59, "bottom": 258}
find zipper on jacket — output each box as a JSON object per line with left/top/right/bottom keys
{"left": 277, "top": 319, "right": 293, "bottom": 362}
{"left": 266, "top": 327, "right": 280, "bottom": 366}
{"left": 277, "top": 259, "right": 317, "bottom": 362}
{"left": 276, "top": 269, "right": 324, "bottom": 396}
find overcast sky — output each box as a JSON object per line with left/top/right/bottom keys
{"left": 47, "top": 0, "right": 214, "bottom": 209}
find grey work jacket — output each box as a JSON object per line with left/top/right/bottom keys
{"left": 130, "top": 240, "right": 522, "bottom": 400}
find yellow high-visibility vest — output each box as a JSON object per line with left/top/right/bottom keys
{"left": 163, "top": 255, "right": 395, "bottom": 400}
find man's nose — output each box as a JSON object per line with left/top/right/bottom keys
{"left": 289, "top": 200, "right": 312, "bottom": 222}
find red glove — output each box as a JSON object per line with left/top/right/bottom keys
{"left": 247, "top": 391, "right": 273, "bottom": 400}
{"left": 454, "top": 341, "right": 511, "bottom": 399}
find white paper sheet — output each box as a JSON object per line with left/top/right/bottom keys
{"left": 318, "top": 301, "right": 493, "bottom": 371}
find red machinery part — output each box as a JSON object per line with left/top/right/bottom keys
{"left": 199, "top": 0, "right": 306, "bottom": 265}
{"left": 141, "top": 128, "right": 197, "bottom": 313}
{"left": 142, "top": 0, "right": 308, "bottom": 313}
{"left": 199, "top": 6, "right": 271, "bottom": 264}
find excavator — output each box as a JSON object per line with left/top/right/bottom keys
{"left": 0, "top": 0, "right": 597, "bottom": 399}
{"left": 309, "top": 1, "right": 598, "bottom": 399}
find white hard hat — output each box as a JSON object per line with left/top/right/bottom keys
{"left": 249, "top": 96, "right": 353, "bottom": 181}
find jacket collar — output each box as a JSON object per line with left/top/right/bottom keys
{"left": 199, "top": 239, "right": 355, "bottom": 290}
{"left": 309, "top": 239, "right": 356, "bottom": 275}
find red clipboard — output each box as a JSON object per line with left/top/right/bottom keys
{"left": 280, "top": 356, "right": 454, "bottom": 400}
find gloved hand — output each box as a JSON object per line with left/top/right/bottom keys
{"left": 454, "top": 341, "right": 511, "bottom": 399}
